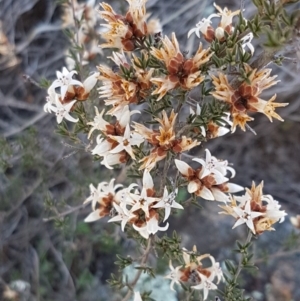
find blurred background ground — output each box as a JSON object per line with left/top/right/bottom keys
{"left": 0, "top": 0, "right": 300, "bottom": 301}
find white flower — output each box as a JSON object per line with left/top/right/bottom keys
{"left": 193, "top": 149, "right": 234, "bottom": 180}
{"left": 192, "top": 272, "right": 218, "bottom": 301}
{"left": 130, "top": 188, "right": 157, "bottom": 217}
{"left": 52, "top": 99, "right": 79, "bottom": 124}
{"left": 214, "top": 3, "right": 240, "bottom": 29}
{"left": 101, "top": 153, "right": 123, "bottom": 169}
{"left": 165, "top": 260, "right": 183, "bottom": 291}
{"left": 263, "top": 194, "right": 287, "bottom": 223}
{"left": 175, "top": 159, "right": 215, "bottom": 200}
{"left": 152, "top": 187, "right": 183, "bottom": 222}
{"left": 175, "top": 157, "right": 242, "bottom": 203}
{"left": 112, "top": 105, "right": 140, "bottom": 128}
{"left": 100, "top": 178, "right": 123, "bottom": 196}
{"left": 92, "top": 136, "right": 113, "bottom": 156}
{"left": 133, "top": 215, "right": 169, "bottom": 239}
{"left": 87, "top": 107, "right": 109, "bottom": 138}
{"left": 109, "top": 124, "right": 144, "bottom": 159}
{"left": 187, "top": 15, "right": 218, "bottom": 38}
{"left": 206, "top": 256, "right": 224, "bottom": 284}
{"left": 84, "top": 182, "right": 105, "bottom": 210}
{"left": 50, "top": 67, "right": 83, "bottom": 99}
{"left": 108, "top": 202, "right": 135, "bottom": 231}
{"left": 44, "top": 87, "right": 57, "bottom": 113}
{"left": 241, "top": 32, "right": 254, "bottom": 55}
{"left": 129, "top": 170, "right": 158, "bottom": 217}
{"left": 84, "top": 179, "right": 123, "bottom": 222}
{"left": 232, "top": 200, "right": 264, "bottom": 234}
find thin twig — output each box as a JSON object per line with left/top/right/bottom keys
{"left": 43, "top": 202, "right": 90, "bottom": 222}
{"left": 3, "top": 111, "right": 50, "bottom": 138}
{"left": 22, "top": 74, "right": 43, "bottom": 88}
{"left": 122, "top": 237, "right": 153, "bottom": 301}
{"left": 254, "top": 247, "right": 300, "bottom": 264}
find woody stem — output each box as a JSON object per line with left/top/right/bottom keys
{"left": 122, "top": 237, "right": 153, "bottom": 301}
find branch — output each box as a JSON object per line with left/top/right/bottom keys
{"left": 43, "top": 202, "right": 90, "bottom": 222}
{"left": 122, "top": 237, "right": 153, "bottom": 301}
{"left": 255, "top": 247, "right": 300, "bottom": 264}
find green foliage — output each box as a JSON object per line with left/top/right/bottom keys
{"left": 251, "top": 0, "right": 300, "bottom": 48}
{"left": 219, "top": 234, "right": 257, "bottom": 301}
{"left": 155, "top": 231, "right": 182, "bottom": 259}
{"left": 135, "top": 265, "right": 156, "bottom": 278}
{"left": 56, "top": 120, "right": 81, "bottom": 143}
{"left": 248, "top": 14, "right": 263, "bottom": 37}
{"left": 107, "top": 273, "right": 126, "bottom": 289}
{"left": 74, "top": 102, "right": 90, "bottom": 134}
{"left": 115, "top": 254, "right": 133, "bottom": 270}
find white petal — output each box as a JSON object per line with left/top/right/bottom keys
{"left": 84, "top": 210, "right": 101, "bottom": 222}
{"left": 83, "top": 72, "right": 99, "bottom": 92}
{"left": 188, "top": 181, "right": 199, "bottom": 193}
{"left": 133, "top": 224, "right": 149, "bottom": 239}
{"left": 143, "top": 170, "right": 154, "bottom": 189}
{"left": 198, "top": 186, "right": 214, "bottom": 200}
{"left": 175, "top": 159, "right": 191, "bottom": 176}
{"left": 211, "top": 188, "right": 230, "bottom": 203}
{"left": 163, "top": 207, "right": 171, "bottom": 222}
{"left": 110, "top": 143, "right": 124, "bottom": 154}
{"left": 217, "top": 127, "right": 230, "bottom": 137}
{"left": 226, "top": 183, "right": 244, "bottom": 193}
{"left": 64, "top": 113, "right": 79, "bottom": 123}
{"left": 133, "top": 292, "right": 142, "bottom": 301}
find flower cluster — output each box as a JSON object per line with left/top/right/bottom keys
{"left": 211, "top": 64, "right": 288, "bottom": 132}
{"left": 219, "top": 181, "right": 287, "bottom": 234}
{"left": 84, "top": 171, "right": 183, "bottom": 239}
{"left": 44, "top": 67, "right": 98, "bottom": 124}
{"left": 175, "top": 149, "right": 243, "bottom": 202}
{"left": 150, "top": 33, "right": 212, "bottom": 100}
{"left": 98, "top": 51, "right": 153, "bottom": 115}
{"left": 89, "top": 104, "right": 144, "bottom": 169}
{"left": 166, "top": 246, "right": 223, "bottom": 300}
{"left": 99, "top": 0, "right": 161, "bottom": 51}
{"left": 134, "top": 110, "right": 200, "bottom": 170}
